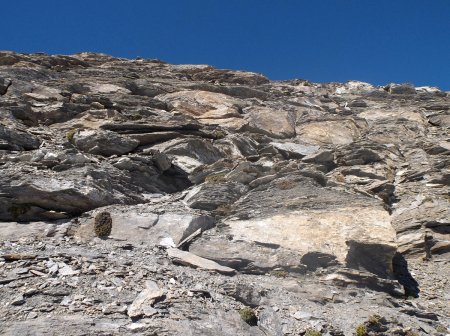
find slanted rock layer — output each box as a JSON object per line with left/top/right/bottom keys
{"left": 0, "top": 51, "right": 449, "bottom": 335}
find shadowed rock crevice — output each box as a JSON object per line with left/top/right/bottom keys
{"left": 392, "top": 253, "right": 420, "bottom": 297}
{"left": 345, "top": 241, "right": 397, "bottom": 278}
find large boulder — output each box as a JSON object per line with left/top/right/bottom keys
{"left": 190, "top": 175, "right": 397, "bottom": 278}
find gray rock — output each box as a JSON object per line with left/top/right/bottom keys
{"left": 184, "top": 182, "right": 247, "bottom": 211}
{"left": 0, "top": 51, "right": 448, "bottom": 336}
{"left": 0, "top": 125, "right": 41, "bottom": 150}
{"left": 167, "top": 248, "right": 236, "bottom": 275}
{"left": 72, "top": 129, "right": 139, "bottom": 156}
{"left": 127, "top": 280, "right": 165, "bottom": 318}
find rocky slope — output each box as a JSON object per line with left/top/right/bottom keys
{"left": 0, "top": 51, "right": 449, "bottom": 335}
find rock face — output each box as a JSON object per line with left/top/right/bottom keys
{"left": 0, "top": 52, "right": 449, "bottom": 336}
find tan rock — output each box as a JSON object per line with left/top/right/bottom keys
{"left": 224, "top": 206, "right": 397, "bottom": 276}
{"left": 296, "top": 119, "right": 366, "bottom": 145}
{"left": 244, "top": 106, "right": 296, "bottom": 138}
{"left": 157, "top": 90, "right": 246, "bottom": 130}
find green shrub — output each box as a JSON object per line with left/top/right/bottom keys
{"left": 213, "top": 130, "right": 227, "bottom": 139}
{"left": 66, "top": 128, "right": 78, "bottom": 141}
{"left": 205, "top": 173, "right": 226, "bottom": 183}
{"left": 94, "top": 211, "right": 112, "bottom": 238}
{"left": 405, "top": 330, "right": 419, "bottom": 336}
{"left": 355, "top": 324, "right": 367, "bottom": 336}
{"left": 270, "top": 270, "right": 288, "bottom": 278}
{"left": 239, "top": 307, "right": 257, "bottom": 326}
{"left": 367, "top": 314, "right": 381, "bottom": 327}
{"left": 435, "top": 324, "right": 448, "bottom": 333}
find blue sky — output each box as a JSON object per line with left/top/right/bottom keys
{"left": 2, "top": 1, "right": 449, "bottom": 89}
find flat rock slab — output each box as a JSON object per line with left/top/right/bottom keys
{"left": 167, "top": 248, "right": 236, "bottom": 275}
{"left": 127, "top": 280, "right": 165, "bottom": 318}
{"left": 76, "top": 207, "right": 215, "bottom": 246}
{"left": 191, "top": 206, "right": 397, "bottom": 277}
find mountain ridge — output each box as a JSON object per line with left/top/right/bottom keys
{"left": 0, "top": 51, "right": 449, "bottom": 335}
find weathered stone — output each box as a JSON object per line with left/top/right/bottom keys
{"left": 0, "top": 51, "right": 448, "bottom": 336}
{"left": 127, "top": 280, "right": 165, "bottom": 318}
{"left": 167, "top": 248, "right": 236, "bottom": 275}
{"left": 0, "top": 125, "right": 41, "bottom": 151}
{"left": 72, "top": 129, "right": 139, "bottom": 156}
{"left": 244, "top": 106, "right": 296, "bottom": 138}
{"left": 296, "top": 119, "right": 366, "bottom": 145}
{"left": 184, "top": 182, "right": 247, "bottom": 211}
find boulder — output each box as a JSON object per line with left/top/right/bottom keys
{"left": 72, "top": 129, "right": 139, "bottom": 156}
{"left": 190, "top": 175, "right": 397, "bottom": 277}
{"left": 0, "top": 125, "right": 41, "bottom": 150}
{"left": 296, "top": 119, "right": 366, "bottom": 145}
{"left": 244, "top": 106, "right": 296, "bottom": 138}
{"left": 151, "top": 138, "right": 224, "bottom": 173}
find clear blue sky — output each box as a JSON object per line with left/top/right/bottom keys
{"left": 2, "top": 1, "right": 449, "bottom": 89}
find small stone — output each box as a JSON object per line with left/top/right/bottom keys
{"left": 14, "top": 267, "right": 29, "bottom": 275}
{"left": 127, "top": 280, "right": 165, "bottom": 318}
{"left": 293, "top": 311, "right": 313, "bottom": 320}
{"left": 11, "top": 294, "right": 25, "bottom": 306}
{"left": 126, "top": 323, "right": 148, "bottom": 332}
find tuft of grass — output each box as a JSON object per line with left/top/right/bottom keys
{"left": 66, "top": 128, "right": 78, "bottom": 141}
{"left": 435, "top": 324, "right": 448, "bottom": 333}
{"left": 367, "top": 314, "right": 381, "bottom": 327}
{"left": 213, "top": 130, "right": 227, "bottom": 139}
{"left": 239, "top": 307, "right": 257, "bottom": 326}
{"left": 355, "top": 324, "right": 367, "bottom": 336}
{"left": 205, "top": 173, "right": 227, "bottom": 183}
{"left": 276, "top": 180, "right": 294, "bottom": 190}
{"left": 270, "top": 270, "right": 288, "bottom": 278}
{"left": 305, "top": 329, "right": 322, "bottom": 336}
{"left": 404, "top": 330, "right": 419, "bottom": 336}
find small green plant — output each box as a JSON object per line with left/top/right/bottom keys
{"left": 435, "top": 324, "right": 448, "bottom": 333}
{"left": 8, "top": 204, "right": 31, "bottom": 219}
{"left": 66, "top": 128, "right": 78, "bottom": 141}
{"left": 270, "top": 270, "right": 288, "bottom": 278}
{"left": 305, "top": 328, "right": 322, "bottom": 336}
{"left": 214, "top": 204, "right": 232, "bottom": 217}
{"left": 213, "top": 130, "right": 227, "bottom": 139}
{"left": 404, "top": 330, "right": 419, "bottom": 336}
{"left": 239, "top": 307, "right": 257, "bottom": 326}
{"left": 355, "top": 324, "right": 367, "bottom": 336}
{"left": 276, "top": 180, "right": 294, "bottom": 190}
{"left": 367, "top": 314, "right": 381, "bottom": 327}
{"left": 94, "top": 211, "right": 113, "bottom": 238}
{"left": 205, "top": 173, "right": 227, "bottom": 183}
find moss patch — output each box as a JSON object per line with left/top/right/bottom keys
{"left": 239, "top": 307, "right": 257, "bottom": 326}
{"left": 66, "top": 128, "right": 78, "bottom": 141}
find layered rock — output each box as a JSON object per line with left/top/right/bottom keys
{"left": 0, "top": 51, "right": 448, "bottom": 336}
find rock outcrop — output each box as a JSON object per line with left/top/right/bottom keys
{"left": 0, "top": 51, "right": 448, "bottom": 336}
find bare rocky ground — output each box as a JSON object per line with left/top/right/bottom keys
{"left": 0, "top": 51, "right": 449, "bottom": 335}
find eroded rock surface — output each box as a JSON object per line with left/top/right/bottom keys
{"left": 0, "top": 52, "right": 449, "bottom": 335}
